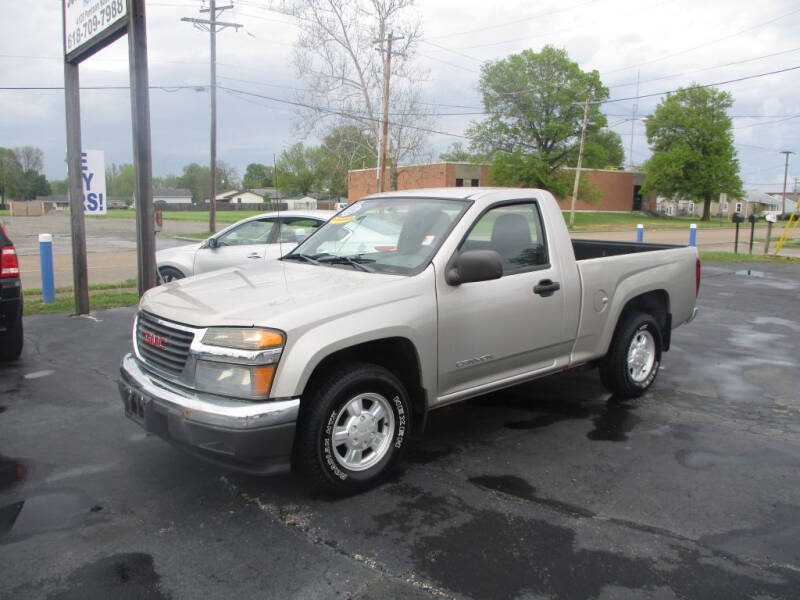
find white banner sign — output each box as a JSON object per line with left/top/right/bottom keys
{"left": 81, "top": 150, "right": 107, "bottom": 215}
{"left": 64, "top": 0, "right": 127, "bottom": 57}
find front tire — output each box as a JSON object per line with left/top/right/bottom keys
{"left": 599, "top": 311, "right": 662, "bottom": 398}
{"left": 295, "top": 363, "right": 411, "bottom": 494}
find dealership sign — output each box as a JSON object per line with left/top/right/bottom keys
{"left": 64, "top": 0, "right": 129, "bottom": 62}
{"left": 81, "top": 150, "right": 107, "bottom": 215}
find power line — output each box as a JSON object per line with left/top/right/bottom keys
{"left": 601, "top": 5, "right": 800, "bottom": 75}
{"left": 425, "top": 0, "right": 603, "bottom": 40}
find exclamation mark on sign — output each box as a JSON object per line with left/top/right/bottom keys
{"left": 98, "top": 193, "right": 104, "bottom": 212}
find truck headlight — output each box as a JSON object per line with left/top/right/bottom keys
{"left": 201, "top": 327, "right": 284, "bottom": 350}
{"left": 193, "top": 327, "right": 285, "bottom": 398}
{"left": 195, "top": 361, "right": 275, "bottom": 399}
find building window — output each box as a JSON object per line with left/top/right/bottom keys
{"left": 735, "top": 202, "right": 743, "bottom": 213}
{"left": 455, "top": 178, "right": 464, "bottom": 187}
{"left": 666, "top": 205, "right": 674, "bottom": 216}
{"left": 471, "top": 179, "right": 479, "bottom": 187}
{"left": 688, "top": 202, "right": 695, "bottom": 214}
{"left": 723, "top": 202, "right": 729, "bottom": 212}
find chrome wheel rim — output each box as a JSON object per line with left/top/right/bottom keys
{"left": 627, "top": 330, "right": 656, "bottom": 383}
{"left": 331, "top": 392, "right": 395, "bottom": 472}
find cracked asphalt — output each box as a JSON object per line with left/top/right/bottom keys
{"left": 1, "top": 260, "right": 799, "bottom": 599}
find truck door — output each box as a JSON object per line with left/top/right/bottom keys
{"left": 437, "top": 201, "right": 573, "bottom": 399}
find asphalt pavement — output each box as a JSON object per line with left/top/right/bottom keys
{"left": 1, "top": 261, "right": 799, "bottom": 599}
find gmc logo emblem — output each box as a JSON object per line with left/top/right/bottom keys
{"left": 142, "top": 331, "right": 167, "bottom": 350}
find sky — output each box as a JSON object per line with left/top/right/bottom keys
{"left": 1, "top": 0, "right": 799, "bottom": 193}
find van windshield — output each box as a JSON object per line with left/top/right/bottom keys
{"left": 284, "top": 198, "right": 468, "bottom": 275}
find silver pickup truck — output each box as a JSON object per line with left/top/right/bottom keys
{"left": 119, "top": 188, "right": 699, "bottom": 493}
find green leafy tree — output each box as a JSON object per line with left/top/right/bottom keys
{"left": 50, "top": 178, "right": 68, "bottom": 195}
{"left": 275, "top": 143, "right": 324, "bottom": 197}
{"left": 319, "top": 125, "right": 376, "bottom": 199}
{"left": 22, "top": 171, "right": 50, "bottom": 199}
{"left": 178, "top": 161, "right": 239, "bottom": 203}
{"left": 13, "top": 146, "right": 48, "bottom": 200}
{"left": 467, "top": 46, "right": 609, "bottom": 194}
{"left": 153, "top": 173, "right": 182, "bottom": 190}
{"left": 242, "top": 163, "right": 274, "bottom": 189}
{"left": 0, "top": 147, "right": 23, "bottom": 201}
{"left": 642, "top": 85, "right": 742, "bottom": 221}
{"left": 438, "top": 142, "right": 484, "bottom": 163}
{"left": 106, "top": 163, "right": 135, "bottom": 200}
{"left": 580, "top": 129, "right": 625, "bottom": 169}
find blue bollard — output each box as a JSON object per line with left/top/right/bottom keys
{"left": 636, "top": 224, "right": 644, "bottom": 243}
{"left": 689, "top": 223, "right": 697, "bottom": 247}
{"left": 39, "top": 233, "right": 55, "bottom": 304}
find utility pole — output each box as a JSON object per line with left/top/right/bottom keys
{"left": 374, "top": 31, "right": 404, "bottom": 193}
{"left": 182, "top": 2, "right": 241, "bottom": 233}
{"left": 629, "top": 70, "right": 639, "bottom": 169}
{"left": 779, "top": 150, "right": 794, "bottom": 216}
{"left": 569, "top": 98, "right": 590, "bottom": 229}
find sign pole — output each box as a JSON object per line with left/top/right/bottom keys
{"left": 63, "top": 59, "right": 90, "bottom": 315}
{"left": 128, "top": 0, "right": 157, "bottom": 295}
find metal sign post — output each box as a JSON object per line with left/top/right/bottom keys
{"left": 62, "top": 0, "right": 156, "bottom": 313}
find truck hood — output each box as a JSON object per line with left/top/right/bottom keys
{"left": 139, "top": 260, "right": 408, "bottom": 329}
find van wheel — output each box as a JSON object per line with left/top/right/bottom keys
{"left": 296, "top": 363, "right": 411, "bottom": 495}
{"left": 599, "top": 311, "right": 662, "bottom": 398}
{"left": 0, "top": 316, "right": 23, "bottom": 361}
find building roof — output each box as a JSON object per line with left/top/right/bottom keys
{"left": 153, "top": 187, "right": 191, "bottom": 198}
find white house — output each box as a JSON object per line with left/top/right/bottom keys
{"left": 215, "top": 189, "right": 265, "bottom": 204}
{"left": 284, "top": 196, "right": 318, "bottom": 210}
{"left": 153, "top": 188, "right": 192, "bottom": 205}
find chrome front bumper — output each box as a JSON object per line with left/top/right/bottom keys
{"left": 119, "top": 353, "right": 299, "bottom": 474}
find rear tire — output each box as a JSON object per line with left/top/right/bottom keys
{"left": 0, "top": 316, "right": 23, "bottom": 361}
{"left": 158, "top": 266, "right": 185, "bottom": 283}
{"left": 295, "top": 363, "right": 411, "bottom": 495}
{"left": 599, "top": 311, "right": 662, "bottom": 398}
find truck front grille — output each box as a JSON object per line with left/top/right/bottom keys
{"left": 136, "top": 311, "right": 194, "bottom": 375}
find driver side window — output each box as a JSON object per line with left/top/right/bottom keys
{"left": 460, "top": 203, "right": 548, "bottom": 274}
{"left": 216, "top": 219, "right": 275, "bottom": 246}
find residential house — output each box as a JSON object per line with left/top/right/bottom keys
{"left": 215, "top": 189, "right": 265, "bottom": 204}
{"left": 153, "top": 188, "right": 192, "bottom": 205}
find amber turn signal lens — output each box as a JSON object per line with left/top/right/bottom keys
{"left": 252, "top": 365, "right": 276, "bottom": 396}
{"left": 242, "top": 329, "right": 284, "bottom": 349}
{"left": 202, "top": 327, "right": 285, "bottom": 350}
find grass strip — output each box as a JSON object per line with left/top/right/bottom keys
{"left": 699, "top": 251, "right": 800, "bottom": 263}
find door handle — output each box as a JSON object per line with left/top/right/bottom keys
{"left": 247, "top": 253, "right": 262, "bottom": 259}
{"left": 534, "top": 279, "right": 560, "bottom": 297}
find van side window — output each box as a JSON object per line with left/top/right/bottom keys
{"left": 460, "top": 203, "right": 548, "bottom": 273}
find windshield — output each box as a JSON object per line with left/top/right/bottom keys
{"left": 285, "top": 198, "right": 469, "bottom": 275}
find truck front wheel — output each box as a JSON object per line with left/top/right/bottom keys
{"left": 599, "top": 311, "right": 662, "bottom": 398}
{"left": 295, "top": 363, "right": 411, "bottom": 494}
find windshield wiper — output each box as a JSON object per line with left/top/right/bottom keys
{"left": 283, "top": 253, "right": 323, "bottom": 265}
{"left": 318, "top": 255, "right": 375, "bottom": 272}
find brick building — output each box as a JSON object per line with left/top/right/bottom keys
{"left": 348, "top": 162, "right": 653, "bottom": 212}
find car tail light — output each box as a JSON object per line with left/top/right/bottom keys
{"left": 1, "top": 245, "right": 20, "bottom": 278}
{"left": 695, "top": 258, "right": 701, "bottom": 297}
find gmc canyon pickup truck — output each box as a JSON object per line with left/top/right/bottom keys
{"left": 119, "top": 188, "right": 699, "bottom": 493}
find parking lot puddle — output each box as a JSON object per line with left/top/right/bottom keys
{"left": 0, "top": 491, "right": 96, "bottom": 542}
{"left": 586, "top": 400, "right": 639, "bottom": 441}
{"left": 735, "top": 270, "right": 765, "bottom": 277}
{"left": 469, "top": 475, "right": 595, "bottom": 518}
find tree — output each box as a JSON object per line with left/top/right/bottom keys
{"left": 22, "top": 172, "right": 50, "bottom": 199}
{"left": 642, "top": 85, "right": 742, "bottom": 221}
{"left": 276, "top": 0, "right": 432, "bottom": 182}
{"left": 581, "top": 129, "right": 625, "bottom": 169}
{"left": 438, "top": 142, "right": 484, "bottom": 163}
{"left": 179, "top": 161, "right": 239, "bottom": 203}
{"left": 13, "top": 146, "right": 48, "bottom": 200}
{"left": 106, "top": 163, "right": 135, "bottom": 200}
{"left": 319, "top": 125, "right": 377, "bottom": 199}
{"left": 242, "top": 163, "right": 274, "bottom": 189}
{"left": 14, "top": 146, "right": 44, "bottom": 175}
{"left": 50, "top": 178, "right": 68, "bottom": 196}
{"left": 0, "top": 147, "right": 23, "bottom": 202}
{"left": 275, "top": 143, "right": 324, "bottom": 197}
{"left": 467, "top": 46, "right": 609, "bottom": 194}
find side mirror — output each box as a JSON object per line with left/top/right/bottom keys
{"left": 446, "top": 250, "right": 503, "bottom": 286}
{"left": 206, "top": 237, "right": 219, "bottom": 249}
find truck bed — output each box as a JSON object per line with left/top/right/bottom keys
{"left": 572, "top": 239, "right": 680, "bottom": 261}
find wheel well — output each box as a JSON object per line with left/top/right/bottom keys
{"left": 618, "top": 290, "right": 671, "bottom": 350}
{"left": 302, "top": 337, "right": 426, "bottom": 418}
